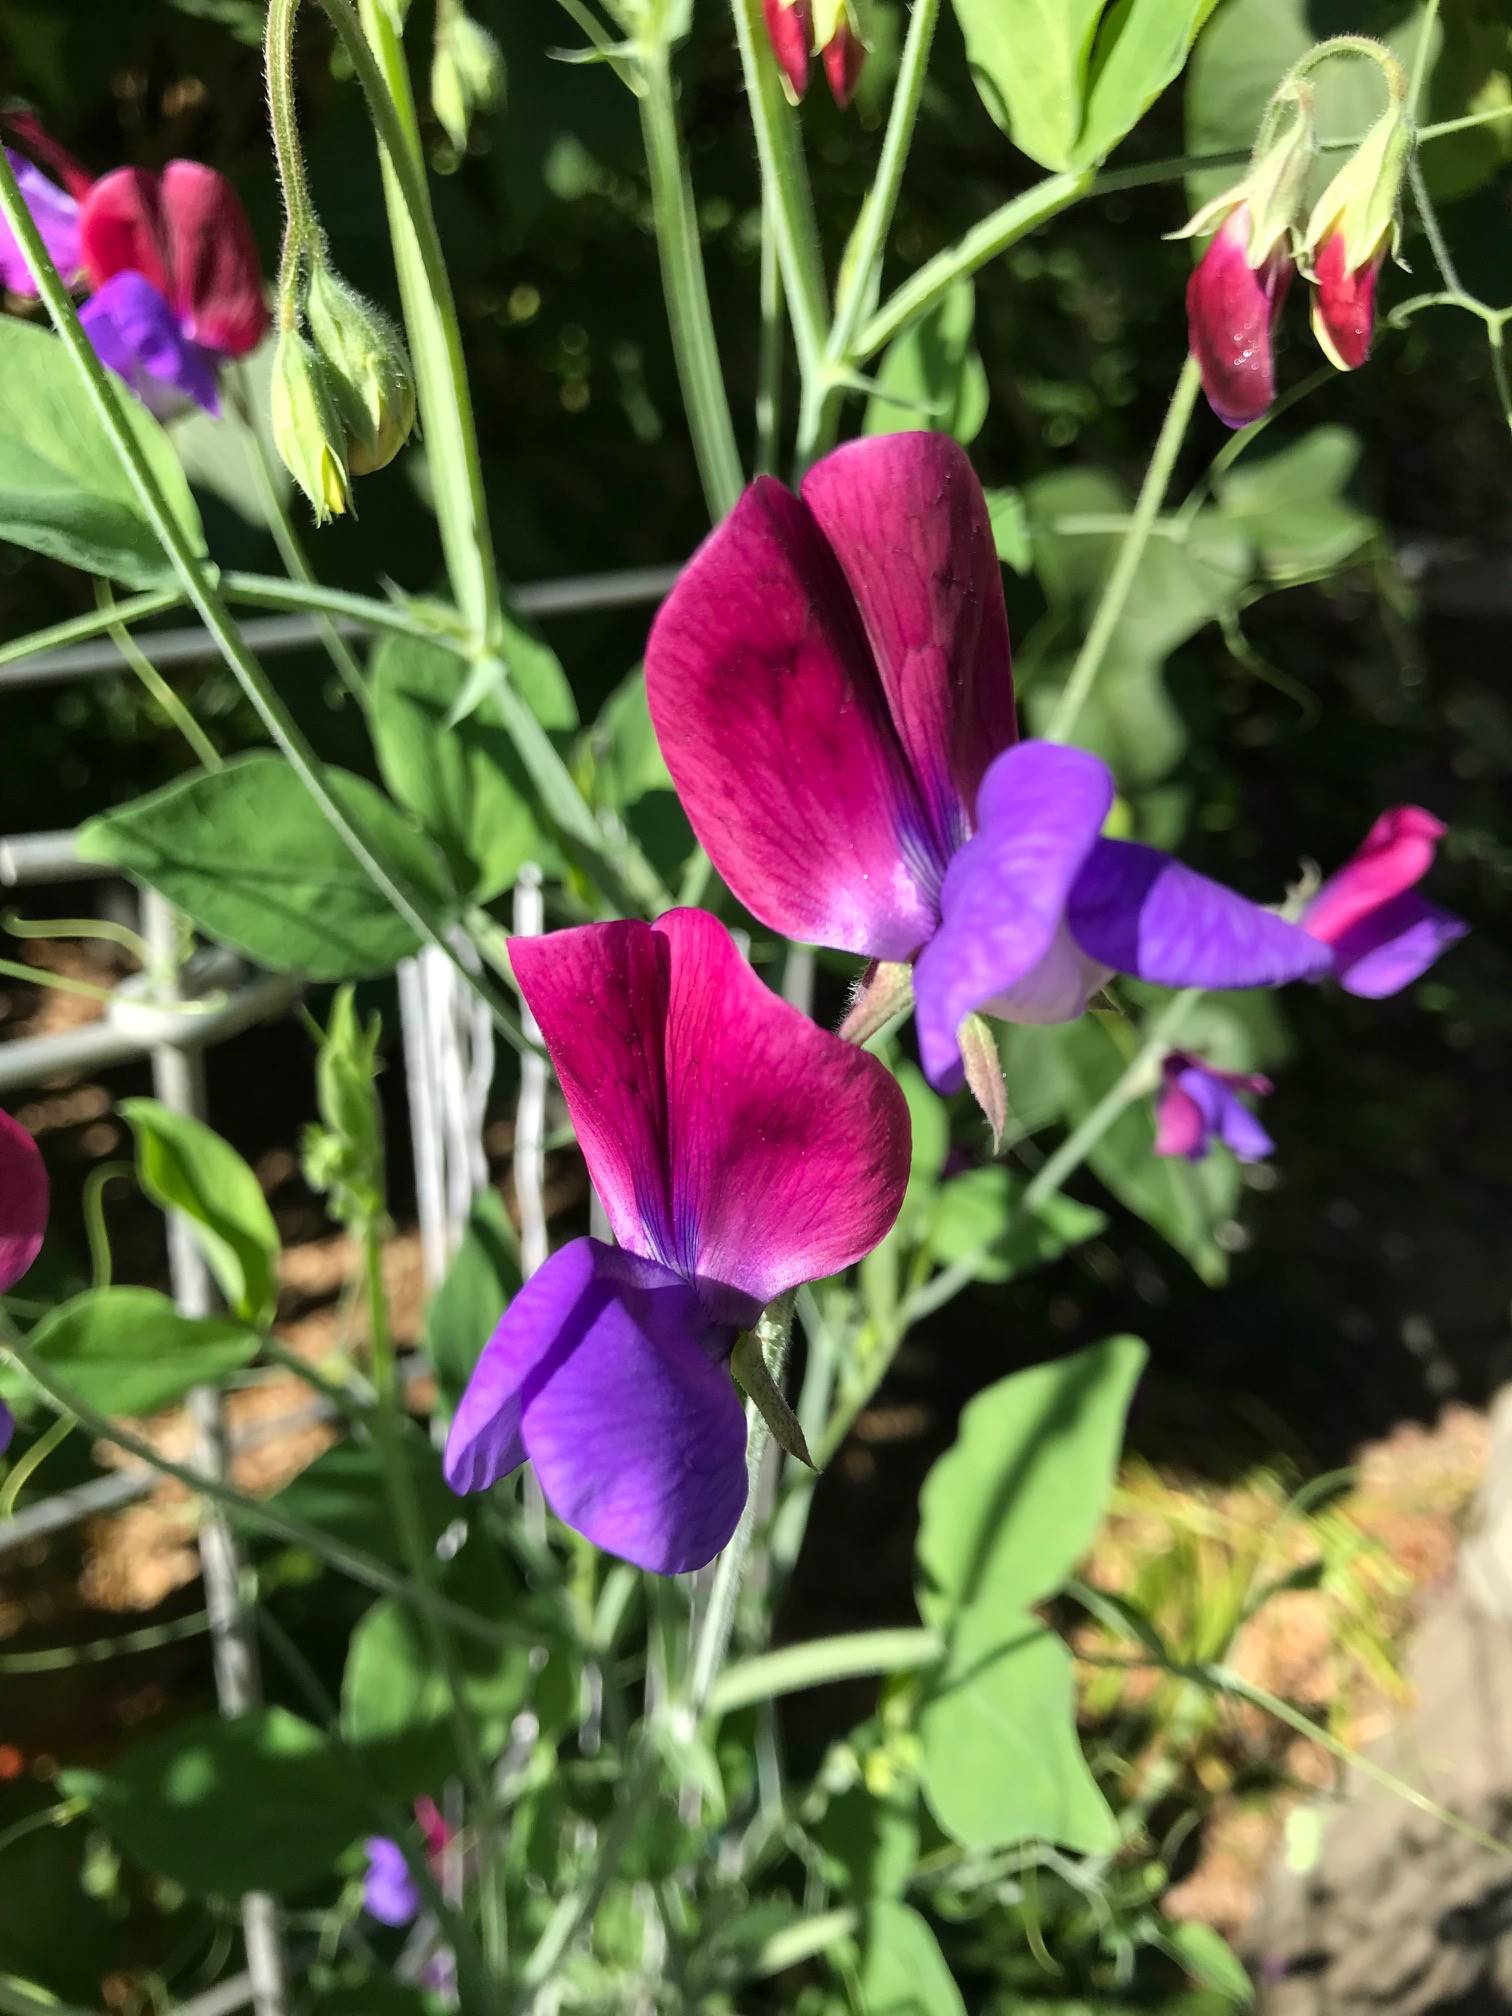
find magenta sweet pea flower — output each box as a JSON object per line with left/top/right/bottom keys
{"left": 0, "top": 1108, "right": 49, "bottom": 1459}
{"left": 1302, "top": 806, "right": 1466, "bottom": 997}
{"left": 77, "top": 163, "right": 268, "bottom": 417}
{"left": 762, "top": 0, "right": 812, "bottom": 100}
{"left": 1155, "top": 1054, "right": 1273, "bottom": 1164}
{"left": 644, "top": 432, "right": 1332, "bottom": 1095}
{"left": 1185, "top": 203, "right": 1293, "bottom": 430}
{"left": 444, "top": 908, "right": 909, "bottom": 1573}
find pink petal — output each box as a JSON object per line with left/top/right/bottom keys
{"left": 0, "top": 1110, "right": 47, "bottom": 1294}
{"left": 1312, "top": 230, "right": 1379, "bottom": 372}
{"left": 79, "top": 167, "right": 171, "bottom": 297}
{"left": 646, "top": 477, "right": 942, "bottom": 960}
{"left": 800, "top": 432, "right": 1017, "bottom": 852}
{"left": 763, "top": 0, "right": 811, "bottom": 98}
{"left": 1303, "top": 805, "right": 1446, "bottom": 947}
{"left": 822, "top": 19, "right": 865, "bottom": 106}
{"left": 1186, "top": 205, "right": 1289, "bottom": 430}
{"left": 159, "top": 160, "right": 268, "bottom": 359}
{"left": 1, "top": 114, "right": 93, "bottom": 201}
{"left": 1153, "top": 1075, "right": 1206, "bottom": 1159}
{"left": 656, "top": 907, "right": 911, "bottom": 1316}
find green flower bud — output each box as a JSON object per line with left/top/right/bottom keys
{"left": 304, "top": 263, "right": 416, "bottom": 477}
{"left": 270, "top": 327, "right": 351, "bottom": 524}
{"left": 431, "top": 4, "right": 505, "bottom": 155}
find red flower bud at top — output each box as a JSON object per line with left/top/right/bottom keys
{"left": 1302, "top": 104, "right": 1408, "bottom": 374}
{"left": 813, "top": 0, "right": 866, "bottom": 108}
{"left": 763, "top": 0, "right": 813, "bottom": 103}
{"left": 1184, "top": 203, "right": 1292, "bottom": 430}
{"left": 1310, "top": 228, "right": 1381, "bottom": 371}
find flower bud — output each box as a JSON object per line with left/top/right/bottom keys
{"left": 431, "top": 3, "right": 504, "bottom": 154}
{"left": 270, "top": 327, "right": 350, "bottom": 523}
{"left": 304, "top": 262, "right": 416, "bottom": 477}
{"left": 1302, "top": 104, "right": 1409, "bottom": 372}
{"left": 814, "top": 0, "right": 866, "bottom": 108}
{"left": 763, "top": 0, "right": 813, "bottom": 103}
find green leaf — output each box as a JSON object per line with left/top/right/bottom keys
{"left": 855, "top": 1901, "right": 967, "bottom": 2016}
{"left": 948, "top": 0, "right": 1105, "bottom": 169}
{"left": 260, "top": 1430, "right": 457, "bottom": 1574}
{"left": 917, "top": 1611, "right": 1117, "bottom": 1853}
{"left": 369, "top": 633, "right": 555, "bottom": 901}
{"left": 1075, "top": 0, "right": 1222, "bottom": 167}
{"left": 580, "top": 666, "right": 697, "bottom": 890}
{"left": 819, "top": 1781, "right": 920, "bottom": 1901}
{"left": 119, "top": 1099, "right": 280, "bottom": 1326}
{"left": 78, "top": 754, "right": 456, "bottom": 980}
{"left": 863, "top": 280, "right": 989, "bottom": 444}
{"left": 985, "top": 486, "right": 1033, "bottom": 574}
{"left": 1215, "top": 426, "right": 1377, "bottom": 585}
{"left": 917, "top": 1335, "right": 1146, "bottom": 1621}
{"left": 59, "top": 1707, "right": 373, "bottom": 1895}
{"left": 924, "top": 1165, "right": 1107, "bottom": 1283}
{"left": 1159, "top": 1920, "right": 1254, "bottom": 2004}
{"left": 0, "top": 318, "right": 205, "bottom": 587}
{"left": 27, "top": 1287, "right": 261, "bottom": 1415}
{"left": 423, "top": 1188, "right": 522, "bottom": 1417}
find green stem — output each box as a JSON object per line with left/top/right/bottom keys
{"left": 756, "top": 187, "right": 784, "bottom": 475}
{"left": 331, "top": 0, "right": 500, "bottom": 645}
{"left": 709, "top": 1627, "right": 942, "bottom": 1717}
{"left": 639, "top": 44, "right": 744, "bottom": 519}
{"left": 0, "top": 144, "right": 527, "bottom": 1054}
{"left": 1045, "top": 355, "right": 1201, "bottom": 744}
{"left": 0, "top": 1412, "right": 75, "bottom": 1518}
{"left": 361, "top": 1215, "right": 508, "bottom": 1981}
{"left": 265, "top": 0, "right": 323, "bottom": 317}
{"left": 518, "top": 1744, "right": 660, "bottom": 1999}
{"left": 0, "top": 1611, "right": 213, "bottom": 1672}
{"left": 95, "top": 582, "right": 222, "bottom": 768}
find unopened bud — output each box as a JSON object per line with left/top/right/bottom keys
{"left": 1302, "top": 103, "right": 1409, "bottom": 372}
{"left": 814, "top": 0, "right": 866, "bottom": 108}
{"left": 762, "top": 0, "right": 813, "bottom": 103}
{"left": 270, "top": 327, "right": 350, "bottom": 523}
{"left": 431, "top": 3, "right": 504, "bottom": 154}
{"left": 305, "top": 263, "right": 416, "bottom": 476}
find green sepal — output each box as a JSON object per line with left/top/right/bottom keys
{"left": 731, "top": 1330, "right": 814, "bottom": 1469}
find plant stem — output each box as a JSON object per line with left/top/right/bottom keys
{"left": 0, "top": 148, "right": 528, "bottom": 1055}
{"left": 755, "top": 186, "right": 785, "bottom": 476}
{"left": 639, "top": 44, "right": 744, "bottom": 519}
{"left": 265, "top": 0, "right": 322, "bottom": 317}
{"left": 94, "top": 582, "right": 223, "bottom": 769}
{"left": 330, "top": 0, "right": 501, "bottom": 645}
{"left": 709, "top": 1627, "right": 943, "bottom": 1716}
{"left": 1045, "top": 355, "right": 1202, "bottom": 744}
{"left": 0, "top": 1412, "right": 74, "bottom": 1518}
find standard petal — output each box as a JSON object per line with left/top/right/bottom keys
{"left": 1067, "top": 838, "right": 1333, "bottom": 990}
{"left": 81, "top": 271, "right": 222, "bottom": 416}
{"left": 655, "top": 908, "right": 911, "bottom": 1316}
{"left": 0, "top": 152, "right": 80, "bottom": 294}
{"left": 79, "top": 166, "right": 171, "bottom": 296}
{"left": 801, "top": 433, "right": 1017, "bottom": 849}
{"left": 509, "top": 923, "right": 675, "bottom": 1267}
{"left": 511, "top": 1239, "right": 747, "bottom": 1575}
{"left": 160, "top": 160, "right": 268, "bottom": 359}
{"left": 1326, "top": 892, "right": 1467, "bottom": 998}
{"left": 1186, "top": 206, "right": 1288, "bottom": 430}
{"left": 913, "top": 742, "right": 1114, "bottom": 1090}
{"left": 0, "top": 1110, "right": 47, "bottom": 1294}
{"left": 1303, "top": 805, "right": 1446, "bottom": 947}
{"left": 646, "top": 476, "right": 941, "bottom": 960}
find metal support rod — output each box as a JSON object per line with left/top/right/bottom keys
{"left": 512, "top": 872, "right": 550, "bottom": 1547}
{"left": 141, "top": 893, "right": 290, "bottom": 2016}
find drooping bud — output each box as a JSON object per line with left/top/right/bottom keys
{"left": 1302, "top": 103, "right": 1409, "bottom": 372}
{"left": 1171, "top": 83, "right": 1315, "bottom": 429}
{"left": 270, "top": 327, "right": 351, "bottom": 523}
{"left": 304, "top": 262, "right": 416, "bottom": 476}
{"left": 763, "top": 0, "right": 813, "bottom": 103}
{"left": 431, "top": 1, "right": 505, "bottom": 154}
{"left": 814, "top": 0, "right": 866, "bottom": 108}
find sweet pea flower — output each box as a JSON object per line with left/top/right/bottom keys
{"left": 761, "top": 0, "right": 865, "bottom": 107}
{"left": 1303, "top": 806, "right": 1466, "bottom": 996}
{"left": 78, "top": 163, "right": 268, "bottom": 417}
{"left": 1155, "top": 1054, "right": 1274, "bottom": 1164}
{"left": 1302, "top": 104, "right": 1408, "bottom": 373}
{"left": 0, "top": 120, "right": 90, "bottom": 296}
{"left": 0, "top": 1109, "right": 50, "bottom": 1458}
{"left": 763, "top": 0, "right": 813, "bottom": 101}
{"left": 645, "top": 432, "right": 1332, "bottom": 1097}
{"left": 363, "top": 1797, "right": 451, "bottom": 1927}
{"left": 444, "top": 908, "right": 909, "bottom": 1573}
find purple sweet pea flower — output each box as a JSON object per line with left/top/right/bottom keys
{"left": 1302, "top": 805, "right": 1467, "bottom": 997}
{"left": 444, "top": 908, "right": 910, "bottom": 1574}
{"left": 362, "top": 1796, "right": 452, "bottom": 1928}
{"left": 0, "top": 1108, "right": 49, "bottom": 1463}
{"left": 644, "top": 432, "right": 1332, "bottom": 1094}
{"left": 0, "top": 151, "right": 83, "bottom": 296}
{"left": 1155, "top": 1054, "right": 1274, "bottom": 1164}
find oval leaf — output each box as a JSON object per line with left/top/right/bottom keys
{"left": 857, "top": 1901, "right": 967, "bottom": 2016}
{"left": 120, "top": 1098, "right": 280, "bottom": 1326}
{"left": 28, "top": 1286, "right": 260, "bottom": 1415}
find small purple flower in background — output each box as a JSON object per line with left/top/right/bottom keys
{"left": 1155, "top": 1054, "right": 1274, "bottom": 1165}
{"left": 362, "top": 1797, "right": 452, "bottom": 1928}
{"left": 1303, "top": 806, "right": 1466, "bottom": 997}
{"left": 645, "top": 431, "right": 1331, "bottom": 1097}
{"left": 0, "top": 1107, "right": 49, "bottom": 1458}
{"left": 444, "top": 908, "right": 909, "bottom": 1574}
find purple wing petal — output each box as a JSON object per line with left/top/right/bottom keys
{"left": 0, "top": 1111, "right": 46, "bottom": 1295}
{"left": 363, "top": 1838, "right": 421, "bottom": 1927}
{"left": 655, "top": 909, "right": 911, "bottom": 1319}
{"left": 1327, "top": 891, "right": 1467, "bottom": 998}
{"left": 0, "top": 152, "right": 80, "bottom": 293}
{"left": 79, "top": 271, "right": 221, "bottom": 417}
{"left": 1067, "top": 838, "right": 1333, "bottom": 990}
{"left": 509, "top": 924, "right": 674, "bottom": 1268}
{"left": 486, "top": 1237, "right": 747, "bottom": 1575}
{"left": 800, "top": 433, "right": 1018, "bottom": 849}
{"left": 913, "top": 742, "right": 1114, "bottom": 1090}
{"left": 1175, "top": 1062, "right": 1274, "bottom": 1163}
{"left": 646, "top": 476, "right": 941, "bottom": 959}
{"left": 0, "top": 1400, "right": 12, "bottom": 1459}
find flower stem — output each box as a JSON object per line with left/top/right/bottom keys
{"left": 265, "top": 0, "right": 322, "bottom": 320}
{"left": 1045, "top": 354, "right": 1202, "bottom": 745}
{"left": 638, "top": 43, "right": 744, "bottom": 519}
{"left": 0, "top": 1412, "right": 74, "bottom": 1519}
{"left": 756, "top": 186, "right": 785, "bottom": 475}
{"left": 94, "top": 581, "right": 223, "bottom": 770}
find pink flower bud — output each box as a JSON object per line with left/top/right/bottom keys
{"left": 1184, "top": 203, "right": 1292, "bottom": 431}
{"left": 822, "top": 15, "right": 866, "bottom": 107}
{"left": 1309, "top": 225, "right": 1383, "bottom": 372}
{"left": 762, "top": 0, "right": 812, "bottom": 103}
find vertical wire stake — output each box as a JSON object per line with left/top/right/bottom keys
{"left": 141, "top": 892, "right": 291, "bottom": 2016}
{"left": 512, "top": 867, "right": 550, "bottom": 1546}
